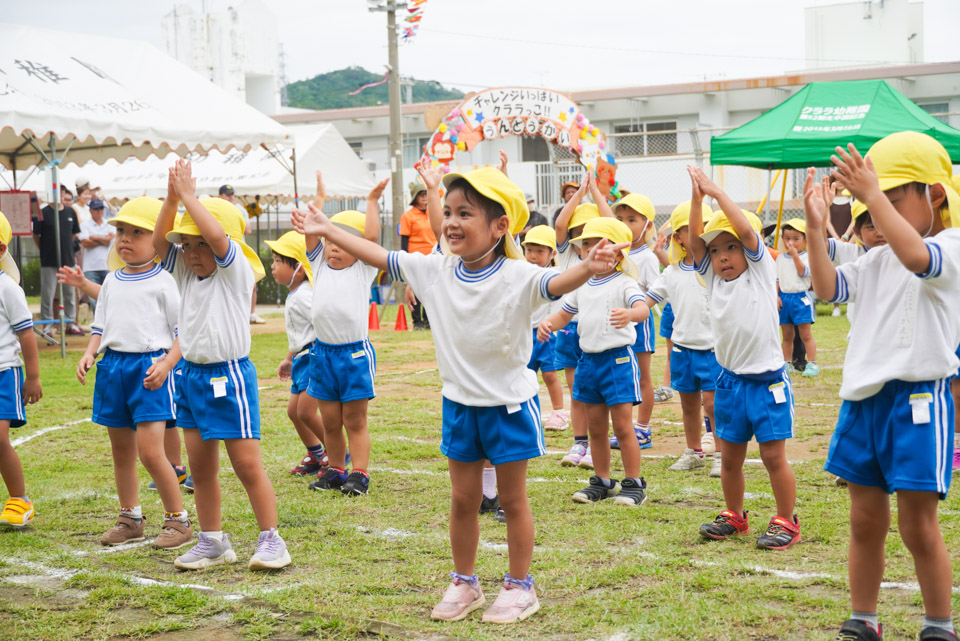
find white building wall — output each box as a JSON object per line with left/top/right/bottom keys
{"left": 805, "top": 0, "right": 924, "bottom": 69}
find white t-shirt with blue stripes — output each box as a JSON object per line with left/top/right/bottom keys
{"left": 560, "top": 271, "right": 645, "bottom": 354}
{"left": 91, "top": 264, "right": 178, "bottom": 354}
{"left": 0, "top": 270, "right": 33, "bottom": 371}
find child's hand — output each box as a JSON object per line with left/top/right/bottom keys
{"left": 777, "top": 296, "right": 782, "bottom": 310}
{"left": 830, "top": 143, "right": 881, "bottom": 204}
{"left": 368, "top": 177, "right": 390, "bottom": 201}
{"left": 654, "top": 233, "right": 669, "bottom": 253}
{"left": 415, "top": 161, "right": 442, "bottom": 190}
{"left": 22, "top": 377, "right": 41, "bottom": 404}
{"left": 576, "top": 172, "right": 590, "bottom": 197}
{"left": 143, "top": 358, "right": 172, "bottom": 390}
{"left": 76, "top": 353, "right": 95, "bottom": 385}
{"left": 278, "top": 358, "right": 292, "bottom": 380}
{"left": 688, "top": 165, "right": 705, "bottom": 202}
{"left": 586, "top": 171, "right": 601, "bottom": 197}
{"left": 787, "top": 242, "right": 799, "bottom": 258}
{"left": 802, "top": 167, "right": 828, "bottom": 231}
{"left": 166, "top": 167, "right": 178, "bottom": 202}
{"left": 404, "top": 285, "right": 416, "bottom": 307}
{"left": 688, "top": 165, "right": 721, "bottom": 199}
{"left": 537, "top": 319, "right": 553, "bottom": 343}
{"left": 291, "top": 203, "right": 332, "bottom": 237}
{"left": 57, "top": 265, "right": 86, "bottom": 288}
{"left": 584, "top": 238, "right": 630, "bottom": 274}
{"left": 496, "top": 150, "right": 508, "bottom": 176}
{"left": 171, "top": 159, "right": 196, "bottom": 200}
{"left": 316, "top": 170, "right": 327, "bottom": 201}
{"left": 609, "top": 308, "right": 632, "bottom": 329}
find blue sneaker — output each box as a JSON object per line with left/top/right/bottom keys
{"left": 148, "top": 464, "right": 188, "bottom": 491}
{"left": 610, "top": 425, "right": 652, "bottom": 450}
{"left": 184, "top": 476, "right": 194, "bottom": 493}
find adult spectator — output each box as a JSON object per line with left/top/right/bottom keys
{"left": 73, "top": 176, "right": 98, "bottom": 225}
{"left": 520, "top": 193, "right": 548, "bottom": 240}
{"left": 33, "top": 188, "right": 84, "bottom": 335}
{"left": 219, "top": 184, "right": 265, "bottom": 324}
{"left": 551, "top": 180, "right": 580, "bottom": 227}
{"left": 399, "top": 182, "right": 436, "bottom": 330}
{"left": 78, "top": 198, "right": 114, "bottom": 314}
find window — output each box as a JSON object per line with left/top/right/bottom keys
{"left": 918, "top": 102, "right": 950, "bottom": 124}
{"left": 522, "top": 136, "right": 550, "bottom": 162}
{"left": 347, "top": 140, "right": 363, "bottom": 158}
{"left": 613, "top": 121, "right": 677, "bottom": 157}
{"left": 402, "top": 136, "right": 431, "bottom": 167}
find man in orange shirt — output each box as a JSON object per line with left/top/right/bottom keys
{"left": 399, "top": 182, "right": 436, "bottom": 329}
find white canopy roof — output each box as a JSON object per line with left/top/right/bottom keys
{"left": 1, "top": 124, "right": 375, "bottom": 202}
{"left": 0, "top": 23, "right": 291, "bottom": 170}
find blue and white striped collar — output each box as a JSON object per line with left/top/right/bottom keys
{"left": 455, "top": 255, "right": 506, "bottom": 283}
{"left": 116, "top": 263, "right": 162, "bottom": 281}
{"left": 588, "top": 272, "right": 620, "bottom": 286}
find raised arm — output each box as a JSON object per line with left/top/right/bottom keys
{"left": 171, "top": 160, "right": 230, "bottom": 260}
{"left": 685, "top": 166, "right": 708, "bottom": 266}
{"left": 803, "top": 169, "right": 838, "bottom": 301}
{"left": 292, "top": 203, "right": 388, "bottom": 272}
{"left": 690, "top": 166, "right": 758, "bottom": 254}
{"left": 153, "top": 167, "right": 180, "bottom": 258}
{"left": 312, "top": 170, "right": 327, "bottom": 211}
{"left": 588, "top": 172, "right": 615, "bottom": 219}
{"left": 58, "top": 265, "right": 101, "bottom": 300}
{"left": 554, "top": 175, "right": 588, "bottom": 245}
{"left": 831, "top": 143, "right": 937, "bottom": 274}
{"left": 546, "top": 238, "right": 630, "bottom": 298}
{"left": 415, "top": 161, "right": 444, "bottom": 240}
{"left": 365, "top": 178, "right": 390, "bottom": 243}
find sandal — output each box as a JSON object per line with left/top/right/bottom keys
{"left": 653, "top": 387, "right": 674, "bottom": 403}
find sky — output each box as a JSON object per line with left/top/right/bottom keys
{"left": 7, "top": 0, "right": 960, "bottom": 94}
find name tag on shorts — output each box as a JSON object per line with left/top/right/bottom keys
{"left": 909, "top": 393, "right": 933, "bottom": 424}
{"left": 801, "top": 297, "right": 811, "bottom": 306}
{"left": 351, "top": 350, "right": 365, "bottom": 359}
{"left": 210, "top": 376, "right": 228, "bottom": 399}
{"left": 615, "top": 356, "right": 631, "bottom": 365}
{"left": 672, "top": 346, "right": 682, "bottom": 353}
{"left": 506, "top": 403, "right": 521, "bottom": 414}
{"left": 768, "top": 382, "right": 787, "bottom": 404}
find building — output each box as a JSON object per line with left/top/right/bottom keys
{"left": 805, "top": 0, "right": 924, "bottom": 70}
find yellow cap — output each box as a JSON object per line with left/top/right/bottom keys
{"left": 851, "top": 199, "right": 869, "bottom": 222}
{"left": 700, "top": 209, "right": 763, "bottom": 246}
{"left": 330, "top": 210, "right": 367, "bottom": 237}
{"left": 613, "top": 193, "right": 655, "bottom": 222}
{"left": 571, "top": 217, "right": 638, "bottom": 280}
{"left": 521, "top": 225, "right": 557, "bottom": 252}
{"left": 442, "top": 167, "right": 528, "bottom": 260}
{"left": 569, "top": 203, "right": 600, "bottom": 230}
{"left": 866, "top": 131, "right": 960, "bottom": 229}
{"left": 777, "top": 217, "right": 807, "bottom": 253}
{"left": 264, "top": 231, "right": 314, "bottom": 286}
{"left": 166, "top": 197, "right": 265, "bottom": 282}
{"left": 105, "top": 197, "right": 164, "bottom": 270}
{"left": 666, "top": 200, "right": 713, "bottom": 264}
{"left": 0, "top": 211, "right": 18, "bottom": 284}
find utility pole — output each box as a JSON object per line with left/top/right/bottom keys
{"left": 368, "top": 0, "right": 406, "bottom": 249}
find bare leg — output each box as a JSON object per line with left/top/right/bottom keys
{"left": 796, "top": 323, "right": 817, "bottom": 362}
{"left": 586, "top": 403, "right": 612, "bottom": 477}
{"left": 108, "top": 428, "right": 139, "bottom": 509}
{"left": 318, "top": 400, "right": 347, "bottom": 468}
{"left": 496, "top": 460, "right": 534, "bottom": 578}
{"left": 0, "top": 421, "right": 25, "bottom": 497}
{"left": 287, "top": 394, "right": 321, "bottom": 449}
{"left": 448, "top": 458, "right": 484, "bottom": 575}
{"left": 541, "top": 370, "right": 564, "bottom": 411}
{"left": 780, "top": 324, "right": 796, "bottom": 364}
{"left": 341, "top": 399, "right": 370, "bottom": 471}
{"left": 610, "top": 403, "right": 640, "bottom": 478}
{"left": 224, "top": 439, "right": 277, "bottom": 531}
{"left": 702, "top": 390, "right": 719, "bottom": 452}
{"left": 634, "top": 352, "right": 654, "bottom": 425}
{"left": 847, "top": 483, "right": 890, "bottom": 614}
{"left": 183, "top": 429, "right": 221, "bottom": 531}
{"left": 719, "top": 438, "right": 747, "bottom": 514}
{"left": 758, "top": 439, "right": 796, "bottom": 519}
{"left": 662, "top": 338, "right": 673, "bottom": 387}
{"left": 163, "top": 427, "right": 182, "bottom": 467}
{"left": 566, "top": 368, "right": 587, "bottom": 440}
{"left": 295, "top": 393, "right": 325, "bottom": 447}
{"left": 678, "top": 392, "right": 703, "bottom": 450}
{"left": 136, "top": 422, "right": 183, "bottom": 514}
{"left": 897, "top": 490, "right": 953, "bottom": 619}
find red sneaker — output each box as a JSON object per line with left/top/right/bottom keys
{"left": 756, "top": 515, "right": 801, "bottom": 550}
{"left": 699, "top": 509, "right": 750, "bottom": 540}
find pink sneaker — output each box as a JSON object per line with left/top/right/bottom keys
{"left": 481, "top": 575, "right": 540, "bottom": 624}
{"left": 561, "top": 442, "right": 587, "bottom": 466}
{"left": 542, "top": 410, "right": 569, "bottom": 431}
{"left": 578, "top": 445, "right": 594, "bottom": 470}
{"left": 953, "top": 448, "right": 960, "bottom": 472}
{"left": 431, "top": 574, "right": 485, "bottom": 621}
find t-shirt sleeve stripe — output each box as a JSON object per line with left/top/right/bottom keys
{"left": 694, "top": 257, "right": 710, "bottom": 275}
{"left": 832, "top": 272, "right": 849, "bottom": 303}
{"left": 561, "top": 301, "right": 578, "bottom": 315}
{"left": 557, "top": 238, "right": 569, "bottom": 253}
{"left": 306, "top": 240, "right": 324, "bottom": 262}
{"left": 11, "top": 319, "right": 33, "bottom": 332}
{"left": 628, "top": 294, "right": 645, "bottom": 307}
{"left": 215, "top": 241, "right": 237, "bottom": 268}
{"left": 646, "top": 291, "right": 663, "bottom": 304}
{"left": 744, "top": 233, "right": 765, "bottom": 262}
{"left": 826, "top": 238, "right": 837, "bottom": 262}
{"left": 539, "top": 272, "right": 560, "bottom": 301}
{"left": 162, "top": 244, "right": 179, "bottom": 272}
{"left": 387, "top": 251, "right": 405, "bottom": 283}
{"left": 917, "top": 241, "right": 942, "bottom": 280}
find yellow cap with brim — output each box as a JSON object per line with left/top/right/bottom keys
{"left": 700, "top": 209, "right": 763, "bottom": 246}
{"left": 521, "top": 225, "right": 557, "bottom": 252}
{"left": 866, "top": 131, "right": 960, "bottom": 229}
{"left": 569, "top": 203, "right": 600, "bottom": 230}
{"left": 166, "top": 197, "right": 266, "bottom": 282}
{"left": 330, "top": 210, "right": 367, "bottom": 237}
{"left": 106, "top": 197, "right": 163, "bottom": 271}
{"left": 264, "top": 231, "right": 314, "bottom": 286}
{"left": 666, "top": 200, "right": 714, "bottom": 264}
{"left": 776, "top": 217, "right": 807, "bottom": 253}
{"left": 0, "top": 211, "right": 19, "bottom": 284}
{"left": 441, "top": 167, "right": 529, "bottom": 260}
{"left": 613, "top": 193, "right": 657, "bottom": 245}
{"left": 571, "top": 217, "right": 638, "bottom": 280}
{"left": 851, "top": 200, "right": 869, "bottom": 222}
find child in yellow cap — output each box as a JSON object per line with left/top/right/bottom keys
{"left": 806, "top": 132, "right": 960, "bottom": 641}
{"left": 685, "top": 166, "right": 800, "bottom": 552}
{"left": 0, "top": 212, "right": 42, "bottom": 529}
{"left": 74, "top": 197, "right": 191, "bottom": 549}
{"left": 301, "top": 178, "right": 389, "bottom": 496}
{"left": 540, "top": 217, "right": 651, "bottom": 507}
{"left": 263, "top": 231, "right": 326, "bottom": 477}
{"left": 293, "top": 165, "right": 626, "bottom": 625}
{"left": 154, "top": 160, "right": 290, "bottom": 571}
{"left": 774, "top": 218, "right": 819, "bottom": 377}
{"left": 550, "top": 174, "right": 605, "bottom": 469}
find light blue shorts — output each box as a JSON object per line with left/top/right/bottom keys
{"left": 175, "top": 357, "right": 260, "bottom": 440}
{"left": 441, "top": 396, "right": 545, "bottom": 466}
{"left": 573, "top": 346, "right": 642, "bottom": 407}
{"left": 670, "top": 345, "right": 721, "bottom": 394}
{"left": 778, "top": 291, "right": 814, "bottom": 326}
{"left": 714, "top": 367, "right": 794, "bottom": 444}
{"left": 0, "top": 367, "right": 26, "bottom": 428}
{"left": 307, "top": 339, "right": 376, "bottom": 403}
{"left": 93, "top": 349, "right": 176, "bottom": 429}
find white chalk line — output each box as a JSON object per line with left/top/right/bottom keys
{"left": 11, "top": 418, "right": 91, "bottom": 447}
{"left": 377, "top": 367, "right": 439, "bottom": 379}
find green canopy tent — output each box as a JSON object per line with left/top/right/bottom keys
{"left": 710, "top": 79, "right": 960, "bottom": 168}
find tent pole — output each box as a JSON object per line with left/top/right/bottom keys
{"left": 756, "top": 169, "right": 782, "bottom": 224}
{"left": 49, "top": 135, "right": 66, "bottom": 358}
{"left": 292, "top": 148, "right": 299, "bottom": 209}
{"left": 774, "top": 169, "right": 789, "bottom": 248}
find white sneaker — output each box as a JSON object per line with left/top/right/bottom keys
{"left": 701, "top": 432, "right": 716, "bottom": 456}
{"left": 578, "top": 445, "right": 594, "bottom": 470}
{"left": 831, "top": 306, "right": 842, "bottom": 317}
{"left": 249, "top": 313, "right": 266, "bottom": 324}
{"left": 709, "top": 452, "right": 722, "bottom": 478}
{"left": 669, "top": 448, "right": 705, "bottom": 471}
{"left": 561, "top": 441, "right": 587, "bottom": 467}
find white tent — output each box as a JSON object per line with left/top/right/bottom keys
{"left": 6, "top": 124, "right": 376, "bottom": 202}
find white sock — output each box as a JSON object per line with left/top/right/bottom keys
{"left": 203, "top": 531, "right": 223, "bottom": 542}
{"left": 120, "top": 505, "right": 142, "bottom": 520}
{"left": 164, "top": 510, "right": 189, "bottom": 523}
{"left": 482, "top": 467, "right": 497, "bottom": 499}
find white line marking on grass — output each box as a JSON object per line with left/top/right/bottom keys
{"left": 369, "top": 466, "right": 443, "bottom": 476}
{"left": 258, "top": 385, "right": 275, "bottom": 391}
{"left": 378, "top": 368, "right": 438, "bottom": 379}
{"left": 88, "top": 540, "right": 154, "bottom": 555}
{"left": 11, "top": 419, "right": 91, "bottom": 447}
{"left": 356, "top": 526, "right": 417, "bottom": 540}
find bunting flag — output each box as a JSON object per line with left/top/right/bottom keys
{"left": 348, "top": 72, "right": 389, "bottom": 96}
{"left": 401, "top": 0, "right": 428, "bottom": 44}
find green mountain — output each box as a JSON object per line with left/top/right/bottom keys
{"left": 286, "top": 67, "right": 464, "bottom": 110}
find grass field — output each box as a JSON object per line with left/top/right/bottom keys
{"left": 1, "top": 306, "right": 957, "bottom": 641}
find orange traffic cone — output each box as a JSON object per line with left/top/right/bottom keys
{"left": 368, "top": 302, "right": 380, "bottom": 330}
{"left": 394, "top": 304, "right": 409, "bottom": 331}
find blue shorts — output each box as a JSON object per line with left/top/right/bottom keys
{"left": 778, "top": 291, "right": 814, "bottom": 326}
{"left": 670, "top": 345, "right": 721, "bottom": 393}
{"left": 528, "top": 329, "right": 562, "bottom": 373}
{"left": 825, "top": 378, "right": 954, "bottom": 498}
{"left": 659, "top": 303, "right": 674, "bottom": 339}
{"left": 289, "top": 348, "right": 311, "bottom": 394}
{"left": 714, "top": 367, "right": 794, "bottom": 444}
{"left": 307, "top": 339, "right": 376, "bottom": 403}
{"left": 573, "top": 346, "right": 642, "bottom": 407}
{"left": 554, "top": 321, "right": 582, "bottom": 370}
{"left": 633, "top": 315, "right": 656, "bottom": 353}
{"left": 0, "top": 367, "right": 26, "bottom": 428}
{"left": 93, "top": 349, "right": 176, "bottom": 429}
{"left": 441, "top": 396, "right": 545, "bottom": 466}
{"left": 175, "top": 357, "right": 260, "bottom": 440}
